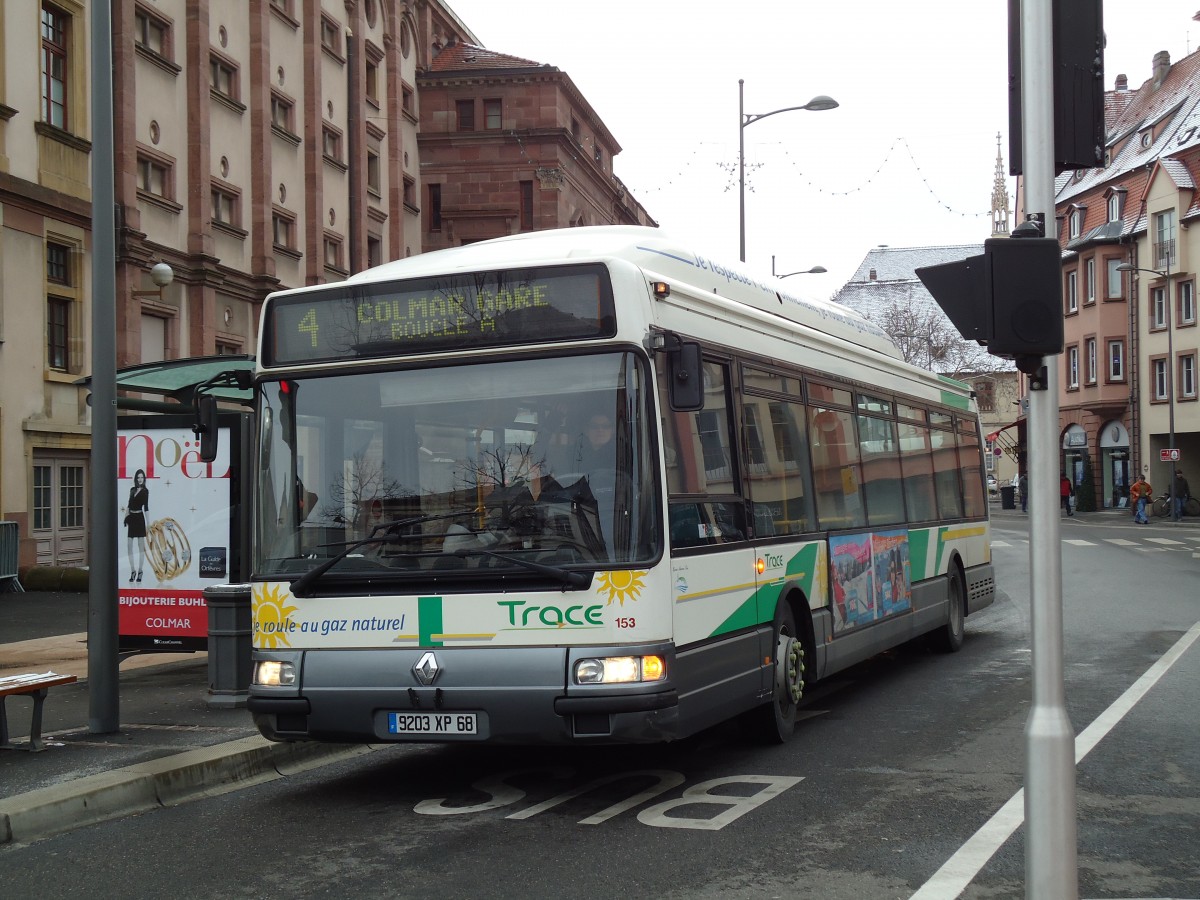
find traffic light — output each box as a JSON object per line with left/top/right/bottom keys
{"left": 916, "top": 231, "right": 1064, "bottom": 363}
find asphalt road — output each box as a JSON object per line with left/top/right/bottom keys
{"left": 2, "top": 515, "right": 1197, "bottom": 899}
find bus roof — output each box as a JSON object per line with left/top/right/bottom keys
{"left": 348, "top": 226, "right": 903, "bottom": 361}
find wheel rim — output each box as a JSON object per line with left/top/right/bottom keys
{"left": 774, "top": 629, "right": 804, "bottom": 711}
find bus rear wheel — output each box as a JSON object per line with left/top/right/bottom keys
{"left": 753, "top": 600, "right": 804, "bottom": 744}
{"left": 929, "top": 566, "right": 965, "bottom": 653}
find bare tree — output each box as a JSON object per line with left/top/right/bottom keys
{"left": 866, "top": 297, "right": 1006, "bottom": 377}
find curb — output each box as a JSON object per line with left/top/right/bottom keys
{"left": 0, "top": 736, "right": 376, "bottom": 846}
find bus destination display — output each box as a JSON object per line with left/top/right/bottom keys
{"left": 264, "top": 264, "right": 615, "bottom": 366}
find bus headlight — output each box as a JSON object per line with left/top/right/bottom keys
{"left": 254, "top": 660, "right": 296, "bottom": 686}
{"left": 574, "top": 655, "right": 666, "bottom": 685}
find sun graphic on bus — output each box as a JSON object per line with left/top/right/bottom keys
{"left": 596, "top": 570, "right": 647, "bottom": 606}
{"left": 252, "top": 583, "right": 298, "bottom": 649}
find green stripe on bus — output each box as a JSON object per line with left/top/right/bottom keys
{"left": 939, "top": 389, "right": 970, "bottom": 410}
{"left": 418, "top": 596, "right": 443, "bottom": 646}
{"left": 711, "top": 592, "right": 763, "bottom": 637}
{"left": 908, "top": 529, "right": 932, "bottom": 581}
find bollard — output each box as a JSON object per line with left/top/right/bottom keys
{"left": 204, "top": 583, "right": 253, "bottom": 709}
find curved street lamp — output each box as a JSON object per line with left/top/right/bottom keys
{"left": 739, "top": 79, "right": 837, "bottom": 262}
{"left": 770, "top": 256, "right": 826, "bottom": 279}
{"left": 1117, "top": 261, "right": 1178, "bottom": 521}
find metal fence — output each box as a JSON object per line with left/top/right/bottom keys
{"left": 0, "top": 521, "right": 23, "bottom": 591}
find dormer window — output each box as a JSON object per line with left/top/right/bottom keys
{"left": 1140, "top": 131, "right": 1152, "bottom": 149}
{"left": 1069, "top": 207, "right": 1084, "bottom": 239}
{"left": 1107, "top": 191, "right": 1124, "bottom": 223}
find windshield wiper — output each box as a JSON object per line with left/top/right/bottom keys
{"left": 289, "top": 510, "right": 481, "bottom": 597}
{"left": 452, "top": 549, "right": 592, "bottom": 591}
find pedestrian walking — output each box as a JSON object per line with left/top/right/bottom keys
{"left": 1060, "top": 473, "right": 1074, "bottom": 516}
{"left": 1129, "top": 474, "right": 1153, "bottom": 524}
{"left": 1172, "top": 469, "right": 1190, "bottom": 519}
{"left": 1018, "top": 472, "right": 1028, "bottom": 513}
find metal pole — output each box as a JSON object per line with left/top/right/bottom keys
{"left": 89, "top": 0, "right": 120, "bottom": 732}
{"left": 738, "top": 79, "right": 746, "bottom": 262}
{"left": 1167, "top": 255, "right": 1177, "bottom": 520}
{"left": 1021, "top": 0, "right": 1078, "bottom": 894}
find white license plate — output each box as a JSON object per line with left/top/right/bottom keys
{"left": 388, "top": 711, "right": 478, "bottom": 736}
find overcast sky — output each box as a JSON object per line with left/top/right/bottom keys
{"left": 445, "top": 1, "right": 1200, "bottom": 297}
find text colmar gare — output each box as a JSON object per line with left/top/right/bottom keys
{"left": 355, "top": 284, "right": 551, "bottom": 341}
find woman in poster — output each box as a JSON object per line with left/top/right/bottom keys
{"left": 125, "top": 468, "right": 149, "bottom": 582}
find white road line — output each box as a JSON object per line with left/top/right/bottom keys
{"left": 1145, "top": 537, "right": 1186, "bottom": 545}
{"left": 908, "top": 620, "right": 1200, "bottom": 900}
{"left": 990, "top": 540, "right": 1014, "bottom": 547}
{"left": 1103, "top": 539, "right": 1138, "bottom": 546}
{"left": 1064, "top": 539, "right": 1095, "bottom": 546}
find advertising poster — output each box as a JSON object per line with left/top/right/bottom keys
{"left": 829, "top": 534, "right": 874, "bottom": 633}
{"left": 871, "top": 529, "right": 912, "bottom": 617}
{"left": 117, "top": 423, "right": 232, "bottom": 651}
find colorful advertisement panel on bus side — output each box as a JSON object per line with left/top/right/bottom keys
{"left": 830, "top": 530, "right": 911, "bottom": 634}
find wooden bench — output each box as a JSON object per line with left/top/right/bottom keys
{"left": 0, "top": 673, "right": 78, "bottom": 752}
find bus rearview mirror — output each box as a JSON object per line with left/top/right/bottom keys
{"left": 668, "top": 342, "right": 703, "bottom": 411}
{"left": 196, "top": 394, "right": 219, "bottom": 463}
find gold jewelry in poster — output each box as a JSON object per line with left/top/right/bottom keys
{"left": 147, "top": 517, "right": 192, "bottom": 582}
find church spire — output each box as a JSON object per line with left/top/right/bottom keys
{"left": 991, "top": 131, "right": 1010, "bottom": 237}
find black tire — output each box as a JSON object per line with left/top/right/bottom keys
{"left": 752, "top": 600, "right": 805, "bottom": 744}
{"left": 930, "top": 566, "right": 966, "bottom": 653}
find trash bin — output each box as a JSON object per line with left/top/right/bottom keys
{"left": 205, "top": 583, "right": 252, "bottom": 709}
{"left": 1000, "top": 485, "right": 1016, "bottom": 509}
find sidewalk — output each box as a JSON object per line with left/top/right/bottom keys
{"left": 0, "top": 589, "right": 374, "bottom": 847}
{"left": 989, "top": 497, "right": 1200, "bottom": 529}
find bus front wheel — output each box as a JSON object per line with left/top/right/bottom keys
{"left": 929, "top": 566, "right": 966, "bottom": 653}
{"left": 753, "top": 600, "right": 804, "bottom": 744}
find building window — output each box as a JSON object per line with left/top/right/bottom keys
{"left": 41, "top": 3, "right": 69, "bottom": 129}
{"left": 1107, "top": 192, "right": 1123, "bottom": 222}
{"left": 1066, "top": 270, "right": 1078, "bottom": 313}
{"left": 1152, "top": 357, "right": 1168, "bottom": 401}
{"left": 270, "top": 92, "right": 294, "bottom": 134}
{"left": 367, "top": 235, "right": 382, "bottom": 268}
{"left": 428, "top": 184, "right": 442, "bottom": 232}
{"left": 46, "top": 242, "right": 70, "bottom": 284}
{"left": 209, "top": 53, "right": 238, "bottom": 101}
{"left": 216, "top": 340, "right": 241, "bottom": 356}
{"left": 211, "top": 184, "right": 239, "bottom": 227}
{"left": 365, "top": 57, "right": 380, "bottom": 106}
{"left": 137, "top": 153, "right": 172, "bottom": 200}
{"left": 1066, "top": 345, "right": 1079, "bottom": 389}
{"left": 1069, "top": 208, "right": 1083, "bottom": 239}
{"left": 1151, "top": 286, "right": 1167, "bottom": 329}
{"left": 1108, "top": 340, "right": 1125, "bottom": 381}
{"left": 402, "top": 84, "right": 415, "bottom": 117}
{"left": 1179, "top": 280, "right": 1196, "bottom": 326}
{"left": 973, "top": 379, "right": 995, "bottom": 412}
{"left": 47, "top": 297, "right": 70, "bottom": 370}
{"left": 402, "top": 176, "right": 416, "bottom": 210}
{"left": 1154, "top": 210, "right": 1176, "bottom": 270}
{"left": 323, "top": 234, "right": 343, "bottom": 270}
{"left": 594, "top": 144, "right": 603, "bottom": 166}
{"left": 1107, "top": 257, "right": 1124, "bottom": 299}
{"left": 366, "top": 148, "right": 381, "bottom": 195}
{"left": 1085, "top": 258, "right": 1095, "bottom": 304}
{"left": 273, "top": 210, "right": 296, "bottom": 250}
{"left": 1181, "top": 354, "right": 1197, "bottom": 400}
{"left": 322, "top": 126, "right": 343, "bottom": 164}
{"left": 519, "top": 180, "right": 534, "bottom": 231}
{"left": 484, "top": 98, "right": 501, "bottom": 130}
{"left": 320, "top": 15, "right": 341, "bottom": 57}
{"left": 456, "top": 99, "right": 474, "bottom": 131}
{"left": 134, "top": 6, "right": 170, "bottom": 57}
{"left": 1085, "top": 337, "right": 1096, "bottom": 384}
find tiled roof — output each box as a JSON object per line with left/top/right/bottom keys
{"left": 846, "top": 244, "right": 984, "bottom": 283}
{"left": 427, "top": 41, "right": 547, "bottom": 73}
{"left": 1160, "top": 156, "right": 1196, "bottom": 189}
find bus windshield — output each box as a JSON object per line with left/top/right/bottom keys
{"left": 254, "top": 351, "right": 660, "bottom": 584}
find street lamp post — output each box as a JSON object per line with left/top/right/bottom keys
{"left": 739, "top": 79, "right": 837, "bottom": 262}
{"left": 771, "top": 255, "right": 826, "bottom": 278}
{"left": 1117, "top": 261, "right": 1177, "bottom": 521}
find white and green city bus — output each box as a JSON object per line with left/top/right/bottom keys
{"left": 238, "top": 226, "right": 994, "bottom": 745}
